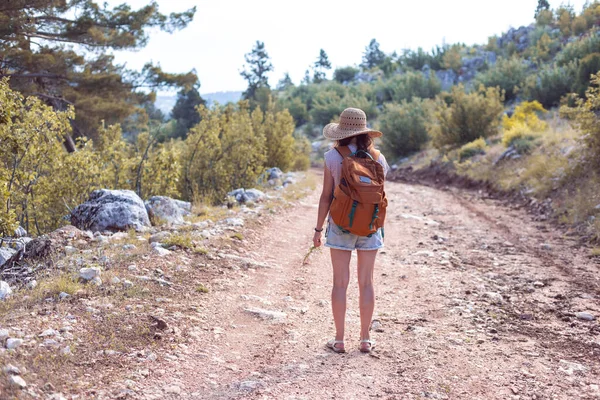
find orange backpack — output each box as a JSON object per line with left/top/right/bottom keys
{"left": 329, "top": 146, "right": 387, "bottom": 237}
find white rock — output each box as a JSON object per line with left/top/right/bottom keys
{"left": 79, "top": 267, "right": 101, "bottom": 281}
{"left": 400, "top": 214, "right": 440, "bottom": 226}
{"left": 64, "top": 246, "right": 77, "bottom": 255}
{"left": 127, "top": 264, "right": 138, "bottom": 271}
{"left": 164, "top": 385, "right": 181, "bottom": 394}
{"left": 0, "top": 247, "right": 16, "bottom": 267}
{"left": 193, "top": 221, "right": 209, "bottom": 230}
{"left": 224, "top": 218, "right": 244, "bottom": 227}
{"left": 483, "top": 292, "right": 504, "bottom": 305}
{"left": 122, "top": 280, "right": 134, "bottom": 289}
{"left": 111, "top": 276, "right": 121, "bottom": 285}
{"left": 4, "top": 364, "right": 20, "bottom": 375}
{"left": 559, "top": 360, "right": 587, "bottom": 375}
{"left": 244, "top": 307, "right": 287, "bottom": 321}
{"left": 6, "top": 338, "right": 23, "bottom": 350}
{"left": 58, "top": 292, "right": 70, "bottom": 300}
{"left": 8, "top": 375, "right": 27, "bottom": 389}
{"left": 151, "top": 242, "right": 171, "bottom": 257}
{"left": 61, "top": 346, "right": 72, "bottom": 356}
{"left": 0, "top": 281, "right": 12, "bottom": 300}
{"left": 0, "top": 329, "right": 9, "bottom": 342}
{"left": 239, "top": 380, "right": 262, "bottom": 391}
{"left": 110, "top": 232, "right": 128, "bottom": 241}
{"left": 122, "top": 244, "right": 137, "bottom": 250}
{"left": 575, "top": 312, "right": 595, "bottom": 321}
{"left": 149, "top": 231, "right": 171, "bottom": 243}
{"left": 39, "top": 329, "right": 59, "bottom": 337}
{"left": 26, "top": 280, "right": 37, "bottom": 289}
{"left": 413, "top": 250, "right": 435, "bottom": 257}
{"left": 91, "top": 277, "right": 102, "bottom": 286}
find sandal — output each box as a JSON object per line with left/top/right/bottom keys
{"left": 326, "top": 339, "right": 345, "bottom": 353}
{"left": 360, "top": 339, "right": 376, "bottom": 353}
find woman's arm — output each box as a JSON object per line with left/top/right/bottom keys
{"left": 313, "top": 165, "right": 335, "bottom": 247}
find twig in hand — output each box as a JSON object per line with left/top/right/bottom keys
{"left": 302, "top": 246, "right": 320, "bottom": 265}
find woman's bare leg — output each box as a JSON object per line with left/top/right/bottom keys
{"left": 357, "top": 250, "right": 377, "bottom": 346}
{"left": 330, "top": 248, "right": 351, "bottom": 348}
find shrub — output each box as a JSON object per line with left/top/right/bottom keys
{"left": 430, "top": 85, "right": 504, "bottom": 149}
{"left": 474, "top": 57, "right": 529, "bottom": 101}
{"left": 459, "top": 138, "right": 487, "bottom": 161}
{"left": 309, "top": 90, "right": 344, "bottom": 126}
{"left": 502, "top": 101, "right": 547, "bottom": 148}
{"left": 333, "top": 66, "right": 359, "bottom": 83}
{"left": 378, "top": 99, "right": 430, "bottom": 158}
{"left": 556, "top": 5, "right": 574, "bottom": 36}
{"left": 560, "top": 72, "right": 600, "bottom": 167}
{"left": 523, "top": 61, "right": 577, "bottom": 108}
{"left": 291, "top": 135, "right": 311, "bottom": 171}
{"left": 536, "top": 9, "right": 555, "bottom": 26}
{"left": 572, "top": 15, "right": 590, "bottom": 36}
{"left": 576, "top": 53, "right": 600, "bottom": 95}
{"left": 503, "top": 101, "right": 548, "bottom": 132}
{"left": 442, "top": 45, "right": 463, "bottom": 73}
{"left": 398, "top": 48, "right": 433, "bottom": 70}
{"left": 375, "top": 71, "right": 441, "bottom": 105}
{"left": 556, "top": 33, "right": 600, "bottom": 66}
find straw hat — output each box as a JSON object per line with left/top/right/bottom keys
{"left": 323, "top": 108, "right": 382, "bottom": 140}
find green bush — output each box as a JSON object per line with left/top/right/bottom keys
{"left": 333, "top": 66, "right": 359, "bottom": 83}
{"left": 523, "top": 61, "right": 577, "bottom": 107}
{"left": 576, "top": 53, "right": 600, "bottom": 95}
{"left": 430, "top": 85, "right": 504, "bottom": 149}
{"left": 378, "top": 99, "right": 430, "bottom": 158}
{"left": 560, "top": 72, "right": 600, "bottom": 167}
{"left": 375, "top": 71, "right": 441, "bottom": 105}
{"left": 459, "top": 137, "right": 487, "bottom": 161}
{"left": 474, "top": 57, "right": 528, "bottom": 101}
{"left": 556, "top": 33, "right": 600, "bottom": 66}
{"left": 309, "top": 90, "right": 344, "bottom": 126}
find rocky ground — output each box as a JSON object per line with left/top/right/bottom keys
{"left": 1, "top": 170, "right": 599, "bottom": 399}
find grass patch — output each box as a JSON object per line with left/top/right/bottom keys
{"left": 193, "top": 247, "right": 208, "bottom": 255}
{"left": 163, "top": 233, "right": 194, "bottom": 249}
{"left": 282, "top": 172, "right": 317, "bottom": 202}
{"left": 230, "top": 232, "right": 244, "bottom": 241}
{"left": 590, "top": 247, "right": 600, "bottom": 257}
{"left": 195, "top": 284, "right": 209, "bottom": 293}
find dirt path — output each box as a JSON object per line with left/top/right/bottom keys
{"left": 135, "top": 171, "right": 600, "bottom": 400}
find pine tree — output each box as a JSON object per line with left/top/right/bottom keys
{"left": 277, "top": 73, "right": 294, "bottom": 91}
{"left": 361, "top": 39, "right": 386, "bottom": 69}
{"left": 240, "top": 41, "right": 274, "bottom": 101}
{"left": 535, "top": 0, "right": 551, "bottom": 17}
{"left": 170, "top": 85, "right": 206, "bottom": 139}
{"left": 0, "top": 1, "right": 198, "bottom": 146}
{"left": 313, "top": 49, "right": 332, "bottom": 83}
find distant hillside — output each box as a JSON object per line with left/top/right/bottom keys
{"left": 155, "top": 91, "right": 243, "bottom": 116}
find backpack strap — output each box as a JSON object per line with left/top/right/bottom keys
{"left": 368, "top": 146, "right": 381, "bottom": 160}
{"left": 335, "top": 146, "right": 353, "bottom": 158}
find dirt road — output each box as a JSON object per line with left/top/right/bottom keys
{"left": 136, "top": 172, "right": 600, "bottom": 400}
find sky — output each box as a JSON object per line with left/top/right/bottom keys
{"left": 108, "top": 0, "right": 589, "bottom": 95}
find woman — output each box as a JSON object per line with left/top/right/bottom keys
{"left": 313, "top": 108, "right": 389, "bottom": 354}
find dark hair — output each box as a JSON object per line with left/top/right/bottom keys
{"left": 336, "top": 134, "right": 373, "bottom": 155}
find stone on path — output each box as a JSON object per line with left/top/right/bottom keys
{"left": 0, "top": 280, "right": 12, "bottom": 300}
{"left": 71, "top": 189, "right": 151, "bottom": 232}
{"left": 6, "top": 338, "right": 23, "bottom": 350}
{"left": 79, "top": 267, "right": 101, "bottom": 282}
{"left": 244, "top": 307, "right": 287, "bottom": 322}
{"left": 145, "top": 196, "right": 191, "bottom": 226}
{"left": 575, "top": 312, "right": 595, "bottom": 321}
{"left": 8, "top": 375, "right": 27, "bottom": 389}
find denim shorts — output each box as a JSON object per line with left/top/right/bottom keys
{"left": 324, "top": 219, "right": 384, "bottom": 251}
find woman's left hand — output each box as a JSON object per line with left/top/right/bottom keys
{"left": 313, "top": 231, "right": 323, "bottom": 248}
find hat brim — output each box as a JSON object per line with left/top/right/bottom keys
{"left": 323, "top": 123, "right": 383, "bottom": 141}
